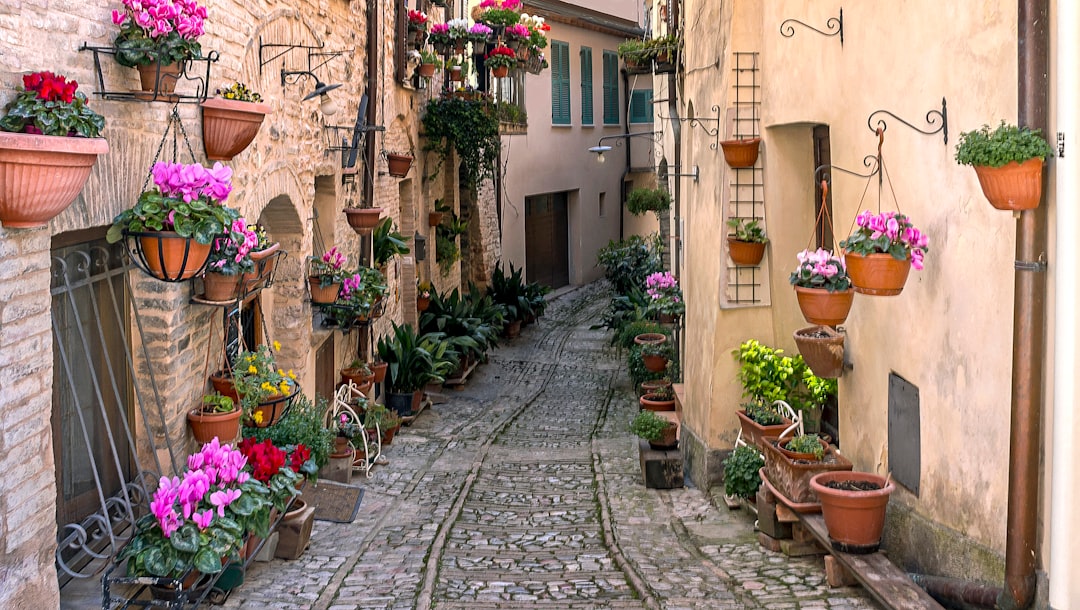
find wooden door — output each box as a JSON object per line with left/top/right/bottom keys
{"left": 525, "top": 193, "right": 569, "bottom": 289}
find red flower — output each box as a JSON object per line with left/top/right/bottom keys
{"left": 486, "top": 46, "right": 515, "bottom": 60}
{"left": 288, "top": 444, "right": 311, "bottom": 472}
{"left": 238, "top": 437, "right": 287, "bottom": 483}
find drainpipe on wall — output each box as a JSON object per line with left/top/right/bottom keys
{"left": 1049, "top": 0, "right": 1079, "bottom": 607}
{"left": 619, "top": 69, "right": 631, "bottom": 241}
{"left": 364, "top": 0, "right": 379, "bottom": 215}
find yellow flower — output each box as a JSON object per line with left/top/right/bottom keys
{"left": 278, "top": 369, "right": 286, "bottom": 376}
{"left": 288, "top": 370, "right": 297, "bottom": 380}
{"left": 279, "top": 381, "right": 290, "bottom": 393}
{"left": 248, "top": 365, "right": 258, "bottom": 374}
{"left": 252, "top": 411, "right": 264, "bottom": 424}
{"left": 261, "top": 381, "right": 275, "bottom": 392}
{"left": 273, "top": 341, "right": 281, "bottom": 352}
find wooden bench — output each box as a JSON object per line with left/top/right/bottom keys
{"left": 799, "top": 513, "right": 945, "bottom": 610}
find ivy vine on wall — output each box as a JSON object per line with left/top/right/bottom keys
{"left": 421, "top": 99, "right": 501, "bottom": 188}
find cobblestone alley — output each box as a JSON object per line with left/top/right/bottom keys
{"left": 223, "top": 283, "right": 880, "bottom": 610}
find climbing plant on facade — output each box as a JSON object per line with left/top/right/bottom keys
{"left": 421, "top": 99, "right": 501, "bottom": 188}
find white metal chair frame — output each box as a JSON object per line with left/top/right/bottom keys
{"left": 329, "top": 381, "right": 382, "bottom": 478}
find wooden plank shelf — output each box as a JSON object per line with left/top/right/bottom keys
{"left": 799, "top": 513, "right": 945, "bottom": 610}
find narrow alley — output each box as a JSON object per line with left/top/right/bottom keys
{"left": 223, "top": 284, "right": 879, "bottom": 610}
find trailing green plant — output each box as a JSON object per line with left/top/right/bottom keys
{"left": 376, "top": 323, "right": 440, "bottom": 393}
{"left": 743, "top": 400, "right": 784, "bottom": 426}
{"left": 723, "top": 444, "right": 764, "bottom": 499}
{"left": 596, "top": 234, "right": 663, "bottom": 296}
{"left": 241, "top": 393, "right": 335, "bottom": 471}
{"left": 629, "top": 409, "right": 674, "bottom": 442}
{"left": 628, "top": 345, "right": 667, "bottom": 388}
{"left": 373, "top": 217, "right": 410, "bottom": 266}
{"left": 614, "top": 320, "right": 669, "bottom": 349}
{"left": 644, "top": 34, "right": 679, "bottom": 60}
{"left": 422, "top": 98, "right": 501, "bottom": 188}
{"left": 726, "top": 218, "right": 767, "bottom": 243}
{"left": 617, "top": 38, "right": 648, "bottom": 61}
{"left": 625, "top": 187, "right": 670, "bottom": 217}
{"left": 954, "top": 121, "right": 1053, "bottom": 167}
{"left": 783, "top": 434, "right": 825, "bottom": 460}
{"left": 435, "top": 229, "right": 460, "bottom": 276}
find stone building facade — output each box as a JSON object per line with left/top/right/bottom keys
{"left": 0, "top": 0, "right": 500, "bottom": 607}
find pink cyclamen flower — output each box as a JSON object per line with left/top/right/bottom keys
{"left": 210, "top": 488, "right": 242, "bottom": 517}
{"left": 192, "top": 509, "right": 214, "bottom": 530}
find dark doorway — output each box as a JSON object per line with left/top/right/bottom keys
{"left": 525, "top": 192, "right": 570, "bottom": 289}
{"left": 812, "top": 125, "right": 834, "bottom": 250}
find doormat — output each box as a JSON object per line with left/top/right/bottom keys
{"left": 303, "top": 480, "right": 365, "bottom": 523}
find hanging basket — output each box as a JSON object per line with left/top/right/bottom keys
{"left": 128, "top": 231, "right": 214, "bottom": 281}
{"left": 793, "top": 325, "right": 845, "bottom": 379}
{"left": 845, "top": 251, "right": 911, "bottom": 296}
{"left": 308, "top": 276, "right": 341, "bottom": 304}
{"left": 727, "top": 238, "right": 767, "bottom": 266}
{"left": 720, "top": 137, "right": 761, "bottom": 168}
{"left": 201, "top": 271, "right": 243, "bottom": 302}
{"left": 386, "top": 154, "right": 413, "bottom": 178}
{"left": 793, "top": 286, "right": 854, "bottom": 326}
{"left": 187, "top": 407, "right": 242, "bottom": 444}
{"left": 491, "top": 65, "right": 510, "bottom": 79}
{"left": 200, "top": 97, "right": 272, "bottom": 161}
{"left": 0, "top": 132, "right": 109, "bottom": 228}
{"left": 972, "top": 159, "right": 1044, "bottom": 211}
{"left": 343, "top": 207, "right": 384, "bottom": 235}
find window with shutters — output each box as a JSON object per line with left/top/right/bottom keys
{"left": 602, "top": 51, "right": 619, "bottom": 125}
{"left": 580, "top": 46, "right": 593, "bottom": 125}
{"left": 629, "top": 89, "right": 654, "bottom": 123}
{"left": 551, "top": 41, "right": 571, "bottom": 125}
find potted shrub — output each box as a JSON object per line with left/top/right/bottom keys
{"left": 639, "top": 384, "right": 676, "bottom": 411}
{"left": 810, "top": 471, "right": 896, "bottom": 553}
{"left": 644, "top": 271, "right": 684, "bottom": 323}
{"left": 726, "top": 218, "right": 768, "bottom": 266}
{"left": 733, "top": 339, "right": 818, "bottom": 429}
{"left": 630, "top": 409, "right": 678, "bottom": 450}
{"left": 111, "top": 0, "right": 206, "bottom": 94}
{"left": 789, "top": 248, "right": 854, "bottom": 326}
{"left": 373, "top": 217, "right": 411, "bottom": 268}
{"left": 955, "top": 121, "right": 1054, "bottom": 211}
{"left": 376, "top": 322, "right": 439, "bottom": 416}
{"left": 723, "top": 444, "right": 765, "bottom": 500}
{"left": 232, "top": 342, "right": 299, "bottom": 428}
{"left": 0, "top": 70, "right": 109, "bottom": 228}
{"left": 385, "top": 151, "right": 414, "bottom": 178}
{"left": 485, "top": 46, "right": 517, "bottom": 79}
{"left": 187, "top": 392, "right": 241, "bottom": 444}
{"left": 793, "top": 325, "right": 845, "bottom": 378}
{"left": 106, "top": 161, "right": 239, "bottom": 281}
{"left": 839, "top": 210, "right": 929, "bottom": 296}
{"left": 617, "top": 39, "right": 649, "bottom": 73}
{"left": 201, "top": 82, "right": 271, "bottom": 161}
{"left": 342, "top": 206, "right": 384, "bottom": 235}
{"left": 778, "top": 433, "right": 827, "bottom": 461}
{"left": 308, "top": 246, "right": 347, "bottom": 304}
{"left": 720, "top": 136, "right": 761, "bottom": 168}
{"left": 489, "top": 262, "right": 532, "bottom": 336}
{"left": 625, "top": 186, "right": 671, "bottom": 219}
{"left": 476, "top": 0, "right": 521, "bottom": 38}
{"left": 365, "top": 403, "right": 402, "bottom": 446}
{"left": 735, "top": 401, "right": 793, "bottom": 451}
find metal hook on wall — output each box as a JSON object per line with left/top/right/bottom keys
{"left": 659, "top": 105, "right": 722, "bottom": 150}
{"left": 866, "top": 97, "right": 949, "bottom": 145}
{"left": 780, "top": 8, "right": 843, "bottom": 46}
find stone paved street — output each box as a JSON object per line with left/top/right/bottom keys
{"left": 223, "top": 283, "right": 881, "bottom": 610}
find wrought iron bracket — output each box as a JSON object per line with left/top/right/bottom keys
{"left": 813, "top": 156, "right": 881, "bottom": 187}
{"left": 780, "top": 8, "right": 843, "bottom": 45}
{"left": 258, "top": 38, "right": 349, "bottom": 74}
{"left": 661, "top": 105, "right": 721, "bottom": 150}
{"left": 866, "top": 97, "right": 949, "bottom": 145}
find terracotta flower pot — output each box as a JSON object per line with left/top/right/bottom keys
{"left": 720, "top": 137, "right": 761, "bottom": 168}
{"left": 386, "top": 155, "right": 413, "bottom": 178}
{"left": 761, "top": 437, "right": 853, "bottom": 504}
{"left": 209, "top": 370, "right": 239, "bottom": 402}
{"left": 340, "top": 367, "right": 374, "bottom": 393}
{"left": 428, "top": 211, "right": 444, "bottom": 226}
{"left": 201, "top": 271, "right": 242, "bottom": 301}
{"left": 0, "top": 132, "right": 109, "bottom": 228}
{"left": 136, "top": 232, "right": 213, "bottom": 281}
{"left": 727, "top": 238, "right": 767, "bottom": 266}
{"left": 504, "top": 319, "right": 522, "bottom": 338}
{"left": 972, "top": 158, "right": 1044, "bottom": 211}
{"left": 370, "top": 362, "right": 388, "bottom": 383}
{"left": 243, "top": 242, "right": 281, "bottom": 288}
{"left": 308, "top": 276, "right": 341, "bottom": 304}
{"left": 343, "top": 207, "right": 384, "bottom": 235}
{"left": 844, "top": 251, "right": 911, "bottom": 296}
{"left": 793, "top": 286, "right": 854, "bottom": 326}
{"left": 633, "top": 333, "right": 667, "bottom": 347}
{"left": 247, "top": 387, "right": 296, "bottom": 428}
{"left": 639, "top": 392, "right": 676, "bottom": 412}
{"left": 200, "top": 97, "right": 272, "bottom": 161}
{"left": 793, "top": 325, "right": 845, "bottom": 378}
{"left": 187, "top": 407, "right": 242, "bottom": 444}
{"left": 449, "top": 66, "right": 463, "bottom": 82}
{"left": 810, "top": 471, "right": 895, "bottom": 553}
{"left": 417, "top": 63, "right": 437, "bottom": 78}
{"left": 736, "top": 409, "right": 793, "bottom": 451}
{"left": 417, "top": 295, "right": 431, "bottom": 312}
{"left": 648, "top": 422, "right": 678, "bottom": 450}
{"left": 642, "top": 353, "right": 668, "bottom": 373}
{"left": 639, "top": 378, "right": 672, "bottom": 397}
{"left": 136, "top": 62, "right": 182, "bottom": 94}
{"left": 491, "top": 65, "right": 510, "bottom": 78}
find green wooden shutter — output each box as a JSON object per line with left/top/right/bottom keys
{"left": 580, "top": 46, "right": 593, "bottom": 125}
{"left": 602, "top": 51, "right": 619, "bottom": 125}
{"left": 551, "top": 41, "right": 571, "bottom": 125}
{"left": 629, "top": 89, "right": 654, "bottom": 123}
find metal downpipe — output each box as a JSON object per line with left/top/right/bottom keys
{"left": 908, "top": 574, "right": 1000, "bottom": 609}
{"left": 1000, "top": 1, "right": 1049, "bottom": 608}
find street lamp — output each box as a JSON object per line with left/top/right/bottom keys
{"left": 585, "top": 131, "right": 661, "bottom": 162}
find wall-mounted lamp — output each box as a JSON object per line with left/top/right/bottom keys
{"left": 281, "top": 69, "right": 342, "bottom": 116}
{"left": 586, "top": 131, "right": 660, "bottom": 163}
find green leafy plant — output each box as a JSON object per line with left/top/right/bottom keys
{"left": 418, "top": 49, "right": 442, "bottom": 66}
{"left": 733, "top": 340, "right": 815, "bottom": 413}
{"left": 241, "top": 394, "right": 335, "bottom": 470}
{"left": 723, "top": 445, "right": 764, "bottom": 499}
{"left": 596, "top": 234, "right": 663, "bottom": 296}
{"left": 376, "top": 323, "right": 439, "bottom": 393}
{"left": 363, "top": 402, "right": 402, "bottom": 432}
{"left": 489, "top": 262, "right": 532, "bottom": 322}
{"left": 783, "top": 434, "right": 825, "bottom": 460}
{"left": 626, "top": 187, "right": 671, "bottom": 217}
{"left": 743, "top": 401, "right": 783, "bottom": 426}
{"left": 726, "top": 218, "right": 767, "bottom": 243}
{"left": 422, "top": 98, "right": 501, "bottom": 188}
{"left": 629, "top": 409, "right": 674, "bottom": 442}
{"left": 0, "top": 71, "right": 105, "bottom": 138}
{"left": 628, "top": 345, "right": 667, "bottom": 388}
{"left": 644, "top": 34, "right": 679, "bottom": 61}
{"left": 199, "top": 392, "right": 235, "bottom": 414}
{"left": 478, "top": 7, "right": 521, "bottom": 27}
{"left": 435, "top": 229, "right": 461, "bottom": 276}
{"left": 494, "top": 100, "right": 527, "bottom": 125}
{"left": 614, "top": 320, "right": 669, "bottom": 349}
{"left": 954, "top": 121, "right": 1053, "bottom": 167}
{"left": 617, "top": 39, "right": 648, "bottom": 61}
{"left": 373, "top": 217, "right": 410, "bottom": 266}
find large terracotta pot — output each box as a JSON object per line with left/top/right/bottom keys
{"left": 343, "top": 207, "right": 384, "bottom": 235}
{"left": 727, "top": 238, "right": 767, "bottom": 266}
{"left": 972, "top": 158, "right": 1044, "bottom": 211}
{"left": 810, "top": 471, "right": 895, "bottom": 553}
{"left": 0, "top": 132, "right": 109, "bottom": 228}
{"left": 136, "top": 232, "right": 213, "bottom": 281}
{"left": 844, "top": 251, "right": 911, "bottom": 296}
{"left": 793, "top": 286, "right": 854, "bottom": 326}
{"left": 720, "top": 137, "right": 761, "bottom": 168}
{"left": 639, "top": 393, "right": 675, "bottom": 412}
{"left": 136, "top": 62, "right": 182, "bottom": 94}
{"left": 200, "top": 97, "right": 272, "bottom": 161}
{"left": 793, "top": 325, "right": 845, "bottom": 379}
{"left": 642, "top": 353, "right": 668, "bottom": 373}
{"left": 308, "top": 276, "right": 341, "bottom": 304}
{"left": 201, "top": 271, "right": 242, "bottom": 301}
{"left": 639, "top": 378, "right": 672, "bottom": 397}
{"left": 187, "top": 407, "right": 242, "bottom": 444}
